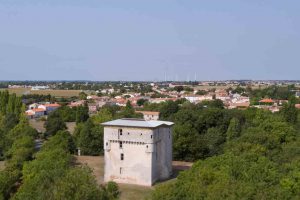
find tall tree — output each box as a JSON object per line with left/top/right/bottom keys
{"left": 45, "top": 112, "right": 67, "bottom": 137}
{"left": 226, "top": 118, "right": 241, "bottom": 141}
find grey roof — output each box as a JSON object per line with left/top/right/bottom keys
{"left": 101, "top": 118, "right": 174, "bottom": 128}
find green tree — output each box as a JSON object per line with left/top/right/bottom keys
{"left": 226, "top": 118, "right": 241, "bottom": 141}
{"left": 280, "top": 102, "right": 298, "bottom": 124}
{"left": 54, "top": 167, "right": 107, "bottom": 200}
{"left": 91, "top": 108, "right": 113, "bottom": 124}
{"left": 106, "top": 181, "right": 120, "bottom": 199}
{"left": 75, "top": 119, "right": 104, "bottom": 155}
{"left": 76, "top": 103, "right": 89, "bottom": 124}
{"left": 137, "top": 98, "right": 148, "bottom": 106}
{"left": 79, "top": 92, "right": 87, "bottom": 100}
{"left": 45, "top": 112, "right": 67, "bottom": 137}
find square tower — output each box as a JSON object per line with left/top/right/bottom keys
{"left": 101, "top": 118, "right": 173, "bottom": 186}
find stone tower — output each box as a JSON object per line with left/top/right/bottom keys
{"left": 102, "top": 118, "right": 173, "bottom": 186}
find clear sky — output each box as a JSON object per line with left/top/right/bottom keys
{"left": 0, "top": 0, "right": 299, "bottom": 81}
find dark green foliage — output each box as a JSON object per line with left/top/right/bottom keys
{"left": 0, "top": 91, "right": 22, "bottom": 117}
{"left": 0, "top": 135, "right": 35, "bottom": 199}
{"left": 172, "top": 101, "right": 229, "bottom": 161}
{"left": 117, "top": 101, "right": 142, "bottom": 118}
{"left": 1, "top": 113, "right": 19, "bottom": 132}
{"left": 106, "top": 181, "right": 120, "bottom": 199}
{"left": 44, "top": 111, "right": 67, "bottom": 137}
{"left": 54, "top": 166, "right": 108, "bottom": 200}
{"left": 42, "top": 130, "right": 76, "bottom": 154}
{"left": 54, "top": 106, "right": 77, "bottom": 122}
{"left": 249, "top": 85, "right": 295, "bottom": 103}
{"left": 4, "top": 123, "right": 38, "bottom": 155}
{"left": 13, "top": 130, "right": 110, "bottom": 200}
{"left": 280, "top": 102, "right": 298, "bottom": 124}
{"left": 152, "top": 106, "right": 300, "bottom": 199}
{"left": 196, "top": 90, "right": 208, "bottom": 95}
{"left": 76, "top": 103, "right": 89, "bottom": 124}
{"left": 137, "top": 98, "right": 148, "bottom": 106}
{"left": 74, "top": 119, "right": 103, "bottom": 155}
{"left": 79, "top": 91, "right": 87, "bottom": 100}
{"left": 226, "top": 117, "right": 241, "bottom": 140}
{"left": 159, "top": 101, "right": 179, "bottom": 120}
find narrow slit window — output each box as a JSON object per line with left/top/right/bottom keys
{"left": 119, "top": 141, "right": 123, "bottom": 148}
{"left": 119, "top": 129, "right": 123, "bottom": 135}
{"left": 121, "top": 153, "right": 124, "bottom": 160}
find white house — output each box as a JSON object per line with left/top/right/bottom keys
{"left": 136, "top": 111, "right": 160, "bottom": 121}
{"left": 184, "top": 95, "right": 213, "bottom": 104}
{"left": 101, "top": 119, "right": 173, "bottom": 186}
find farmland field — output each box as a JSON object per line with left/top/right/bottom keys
{"left": 0, "top": 88, "right": 82, "bottom": 97}
{"left": 75, "top": 156, "right": 193, "bottom": 200}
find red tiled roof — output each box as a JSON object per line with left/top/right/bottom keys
{"left": 32, "top": 108, "right": 45, "bottom": 112}
{"left": 259, "top": 98, "right": 274, "bottom": 103}
{"left": 44, "top": 103, "right": 61, "bottom": 107}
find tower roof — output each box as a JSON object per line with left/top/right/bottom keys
{"left": 101, "top": 118, "right": 174, "bottom": 128}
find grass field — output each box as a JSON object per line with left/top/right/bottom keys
{"left": 1, "top": 88, "right": 81, "bottom": 97}
{"left": 29, "top": 120, "right": 76, "bottom": 134}
{"left": 75, "top": 156, "right": 193, "bottom": 200}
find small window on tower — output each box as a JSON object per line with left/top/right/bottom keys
{"left": 119, "top": 129, "right": 123, "bottom": 135}
{"left": 120, "top": 153, "right": 124, "bottom": 160}
{"left": 151, "top": 135, "right": 153, "bottom": 139}
{"left": 119, "top": 141, "right": 123, "bottom": 148}
{"left": 106, "top": 142, "right": 108, "bottom": 146}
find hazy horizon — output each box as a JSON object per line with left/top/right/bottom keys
{"left": 1, "top": 0, "right": 299, "bottom": 81}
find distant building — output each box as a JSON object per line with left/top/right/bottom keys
{"left": 149, "top": 98, "right": 178, "bottom": 104}
{"left": 25, "top": 108, "right": 45, "bottom": 119}
{"left": 31, "top": 86, "right": 50, "bottom": 90}
{"left": 68, "top": 100, "right": 85, "bottom": 108}
{"left": 136, "top": 111, "right": 160, "bottom": 121}
{"left": 102, "top": 119, "right": 173, "bottom": 186}
{"left": 296, "top": 92, "right": 300, "bottom": 98}
{"left": 184, "top": 95, "right": 213, "bottom": 104}
{"left": 28, "top": 103, "right": 39, "bottom": 110}
{"left": 228, "top": 102, "right": 250, "bottom": 109}
{"left": 88, "top": 103, "right": 98, "bottom": 113}
{"left": 259, "top": 98, "right": 275, "bottom": 104}
{"left": 38, "top": 103, "right": 60, "bottom": 114}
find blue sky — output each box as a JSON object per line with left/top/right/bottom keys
{"left": 0, "top": 0, "right": 299, "bottom": 81}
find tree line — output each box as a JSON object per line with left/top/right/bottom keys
{"left": 0, "top": 91, "right": 119, "bottom": 199}
{"left": 151, "top": 100, "right": 300, "bottom": 199}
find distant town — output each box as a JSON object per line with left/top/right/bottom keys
{"left": 0, "top": 80, "right": 299, "bottom": 118}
